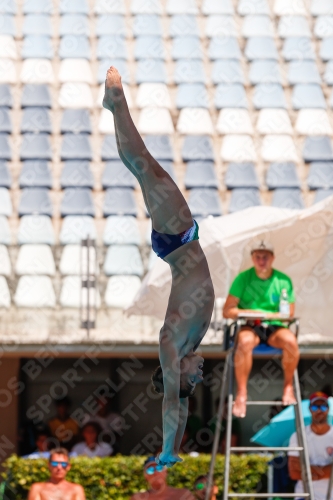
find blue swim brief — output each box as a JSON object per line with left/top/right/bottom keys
{"left": 151, "top": 219, "right": 199, "bottom": 260}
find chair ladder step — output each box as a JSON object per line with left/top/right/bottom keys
{"left": 243, "top": 401, "right": 297, "bottom": 406}
{"left": 228, "top": 494, "right": 310, "bottom": 498}
{"left": 230, "top": 446, "right": 303, "bottom": 452}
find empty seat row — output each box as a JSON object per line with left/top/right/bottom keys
{"left": 2, "top": 28, "right": 333, "bottom": 64}
{"left": 0, "top": 187, "right": 138, "bottom": 218}
{"left": 1, "top": 58, "right": 333, "bottom": 88}
{"left": 0, "top": 108, "right": 93, "bottom": 134}
{"left": 0, "top": 243, "right": 145, "bottom": 276}
{"left": 0, "top": 0, "right": 332, "bottom": 17}
{"left": 103, "top": 134, "right": 333, "bottom": 163}
{"left": 0, "top": 274, "right": 142, "bottom": 309}
{"left": 3, "top": 33, "right": 328, "bottom": 59}
{"left": 0, "top": 214, "right": 142, "bottom": 246}
{"left": 3, "top": 81, "right": 333, "bottom": 115}
{"left": 1, "top": 169, "right": 332, "bottom": 243}
{"left": 2, "top": 104, "right": 333, "bottom": 140}
{"left": 1, "top": 130, "right": 333, "bottom": 163}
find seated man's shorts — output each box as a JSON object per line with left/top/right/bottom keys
{"left": 245, "top": 321, "right": 281, "bottom": 344}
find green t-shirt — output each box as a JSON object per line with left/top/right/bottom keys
{"left": 229, "top": 267, "right": 295, "bottom": 325}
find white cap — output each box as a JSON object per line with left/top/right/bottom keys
{"left": 250, "top": 240, "right": 274, "bottom": 254}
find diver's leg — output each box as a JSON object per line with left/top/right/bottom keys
{"left": 114, "top": 118, "right": 153, "bottom": 218}
{"left": 233, "top": 328, "right": 260, "bottom": 418}
{"left": 103, "top": 66, "right": 192, "bottom": 234}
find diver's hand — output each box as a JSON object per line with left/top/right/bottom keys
{"left": 156, "top": 452, "right": 183, "bottom": 468}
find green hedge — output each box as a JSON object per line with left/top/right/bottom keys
{"left": 1, "top": 454, "right": 268, "bottom": 500}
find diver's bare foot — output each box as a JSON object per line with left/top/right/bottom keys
{"left": 102, "top": 66, "right": 124, "bottom": 113}
{"left": 233, "top": 393, "right": 247, "bottom": 418}
{"left": 282, "top": 385, "right": 296, "bottom": 405}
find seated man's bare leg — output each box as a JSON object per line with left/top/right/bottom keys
{"left": 233, "top": 328, "right": 260, "bottom": 418}
{"left": 268, "top": 328, "right": 299, "bottom": 405}
{"left": 103, "top": 67, "right": 192, "bottom": 234}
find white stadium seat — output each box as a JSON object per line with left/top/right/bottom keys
{"left": 15, "top": 275, "right": 56, "bottom": 307}
{"left": 0, "top": 245, "right": 11, "bottom": 276}
{"left": 58, "top": 59, "right": 94, "bottom": 84}
{"left": 60, "top": 276, "right": 101, "bottom": 308}
{"left": 20, "top": 59, "right": 54, "bottom": 83}
{"left": 18, "top": 215, "right": 55, "bottom": 245}
{"left": 0, "top": 216, "right": 11, "bottom": 245}
{"left": 105, "top": 275, "right": 142, "bottom": 308}
{"left": 136, "top": 83, "right": 172, "bottom": 109}
{"left": 95, "top": 0, "right": 126, "bottom": 14}
{"left": 98, "top": 108, "right": 115, "bottom": 133}
{"left": 261, "top": 135, "right": 298, "bottom": 162}
{"left": 295, "top": 109, "right": 333, "bottom": 135}
{"left": 0, "top": 35, "right": 17, "bottom": 59}
{"left": 103, "top": 216, "right": 141, "bottom": 246}
{"left": 60, "top": 244, "right": 99, "bottom": 276}
{"left": 0, "top": 59, "right": 16, "bottom": 83}
{"left": 238, "top": 0, "right": 270, "bottom": 15}
{"left": 0, "top": 276, "right": 10, "bottom": 308}
{"left": 104, "top": 245, "right": 144, "bottom": 276}
{"left": 311, "top": 0, "right": 333, "bottom": 16}
{"left": 60, "top": 216, "right": 97, "bottom": 245}
{"left": 256, "top": 109, "right": 293, "bottom": 135}
{"left": 58, "top": 83, "right": 94, "bottom": 109}
{"left": 242, "top": 15, "right": 275, "bottom": 38}
{"left": 166, "top": 0, "right": 198, "bottom": 14}
{"left": 202, "top": 0, "right": 234, "bottom": 15}
{"left": 220, "top": 135, "right": 257, "bottom": 162}
{"left": 131, "top": 0, "right": 162, "bottom": 14}
{"left": 15, "top": 244, "right": 55, "bottom": 276}
{"left": 278, "top": 16, "right": 311, "bottom": 38}
{"left": 177, "top": 108, "right": 214, "bottom": 134}
{"left": 205, "top": 15, "right": 237, "bottom": 37}
{"left": 217, "top": 109, "right": 254, "bottom": 134}
{"left": 314, "top": 16, "right": 333, "bottom": 38}
{"left": 138, "top": 108, "right": 174, "bottom": 134}
{"left": 274, "top": 0, "right": 307, "bottom": 16}
{"left": 0, "top": 188, "right": 12, "bottom": 217}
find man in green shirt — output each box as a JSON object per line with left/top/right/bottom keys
{"left": 223, "top": 242, "right": 299, "bottom": 418}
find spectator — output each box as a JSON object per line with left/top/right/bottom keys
{"left": 83, "top": 395, "right": 123, "bottom": 452}
{"left": 48, "top": 397, "right": 79, "bottom": 450}
{"left": 223, "top": 241, "right": 299, "bottom": 417}
{"left": 130, "top": 456, "right": 195, "bottom": 499}
{"left": 28, "top": 447, "right": 85, "bottom": 500}
{"left": 22, "top": 428, "right": 52, "bottom": 459}
{"left": 71, "top": 422, "right": 113, "bottom": 458}
{"left": 288, "top": 391, "right": 333, "bottom": 500}
{"left": 193, "top": 475, "right": 219, "bottom": 500}
{"left": 209, "top": 398, "right": 241, "bottom": 453}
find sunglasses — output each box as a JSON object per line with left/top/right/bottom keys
{"left": 310, "top": 404, "right": 328, "bottom": 412}
{"left": 145, "top": 465, "right": 164, "bottom": 475}
{"left": 50, "top": 461, "right": 69, "bottom": 468}
{"left": 195, "top": 482, "right": 205, "bottom": 490}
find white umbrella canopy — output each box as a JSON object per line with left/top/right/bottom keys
{"left": 126, "top": 197, "right": 333, "bottom": 343}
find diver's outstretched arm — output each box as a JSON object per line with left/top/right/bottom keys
{"left": 174, "top": 398, "right": 189, "bottom": 454}
{"left": 156, "top": 334, "right": 184, "bottom": 467}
